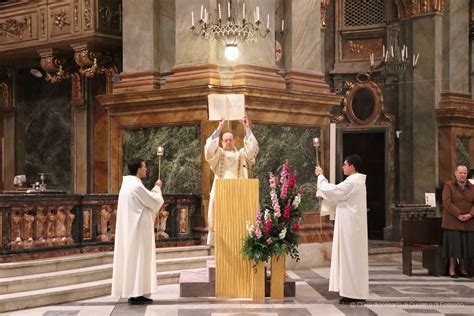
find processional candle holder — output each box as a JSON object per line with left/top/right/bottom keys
{"left": 312, "top": 137, "right": 320, "bottom": 166}
{"left": 313, "top": 137, "right": 323, "bottom": 234}
{"left": 157, "top": 146, "right": 164, "bottom": 180}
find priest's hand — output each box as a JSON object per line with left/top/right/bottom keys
{"left": 241, "top": 115, "right": 250, "bottom": 133}
{"left": 315, "top": 166, "right": 323, "bottom": 176}
{"left": 218, "top": 118, "right": 225, "bottom": 130}
{"left": 155, "top": 180, "right": 163, "bottom": 188}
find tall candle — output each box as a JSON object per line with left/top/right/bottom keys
{"left": 200, "top": 5, "right": 203, "bottom": 20}
{"left": 256, "top": 6, "right": 259, "bottom": 21}
{"left": 266, "top": 14, "right": 269, "bottom": 29}
{"left": 228, "top": 2, "right": 231, "bottom": 18}
{"left": 218, "top": 3, "right": 222, "bottom": 19}
{"left": 191, "top": 11, "right": 194, "bottom": 26}
{"left": 243, "top": 3, "right": 245, "bottom": 19}
{"left": 281, "top": 19, "right": 284, "bottom": 31}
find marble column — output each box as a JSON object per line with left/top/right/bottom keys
{"left": 114, "top": 0, "right": 162, "bottom": 93}
{"left": 283, "top": 0, "right": 329, "bottom": 93}
{"left": 165, "top": 0, "right": 220, "bottom": 88}
{"left": 231, "top": 0, "right": 285, "bottom": 89}
{"left": 437, "top": 0, "right": 471, "bottom": 183}
{"left": 406, "top": 14, "right": 443, "bottom": 203}
{"left": 442, "top": 0, "right": 469, "bottom": 94}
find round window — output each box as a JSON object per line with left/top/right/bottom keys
{"left": 352, "top": 88, "right": 375, "bottom": 121}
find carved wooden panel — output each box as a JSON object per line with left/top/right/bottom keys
{"left": 0, "top": 11, "right": 38, "bottom": 45}
{"left": 343, "top": 38, "right": 383, "bottom": 60}
{"left": 48, "top": 2, "right": 73, "bottom": 38}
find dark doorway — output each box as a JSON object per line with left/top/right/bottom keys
{"left": 342, "top": 132, "right": 385, "bottom": 240}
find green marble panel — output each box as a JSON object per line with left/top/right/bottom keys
{"left": 456, "top": 136, "right": 471, "bottom": 168}
{"left": 121, "top": 125, "right": 201, "bottom": 193}
{"left": 16, "top": 70, "right": 72, "bottom": 190}
{"left": 252, "top": 124, "right": 320, "bottom": 211}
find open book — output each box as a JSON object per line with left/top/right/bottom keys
{"left": 208, "top": 94, "right": 245, "bottom": 121}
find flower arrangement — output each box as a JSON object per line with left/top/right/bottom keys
{"left": 241, "top": 161, "right": 302, "bottom": 267}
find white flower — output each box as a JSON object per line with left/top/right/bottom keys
{"left": 264, "top": 209, "right": 271, "bottom": 221}
{"left": 246, "top": 221, "right": 255, "bottom": 236}
{"left": 292, "top": 194, "right": 301, "bottom": 208}
{"left": 279, "top": 227, "right": 287, "bottom": 240}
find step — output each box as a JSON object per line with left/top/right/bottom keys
{"left": 0, "top": 263, "right": 113, "bottom": 294}
{"left": 0, "top": 255, "right": 214, "bottom": 294}
{"left": 0, "top": 252, "right": 113, "bottom": 278}
{"left": 0, "top": 279, "right": 112, "bottom": 313}
{"left": 0, "top": 245, "right": 211, "bottom": 278}
{"left": 156, "top": 245, "right": 211, "bottom": 259}
{"left": 157, "top": 255, "right": 214, "bottom": 272}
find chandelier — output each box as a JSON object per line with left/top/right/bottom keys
{"left": 369, "top": 24, "right": 420, "bottom": 76}
{"left": 190, "top": 1, "right": 284, "bottom": 61}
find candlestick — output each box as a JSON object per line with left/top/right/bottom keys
{"left": 157, "top": 146, "right": 164, "bottom": 180}
{"left": 313, "top": 137, "right": 320, "bottom": 166}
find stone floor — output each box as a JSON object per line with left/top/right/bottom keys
{"left": 3, "top": 242, "right": 473, "bottom": 316}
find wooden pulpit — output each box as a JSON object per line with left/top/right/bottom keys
{"left": 214, "top": 178, "right": 260, "bottom": 298}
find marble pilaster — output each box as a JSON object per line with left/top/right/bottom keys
{"left": 283, "top": 0, "right": 329, "bottom": 93}
{"left": 114, "top": 0, "right": 161, "bottom": 93}
{"left": 71, "top": 74, "right": 87, "bottom": 194}
{"left": 411, "top": 14, "right": 442, "bottom": 203}
{"left": 442, "top": 0, "right": 469, "bottom": 93}
{"left": 2, "top": 109, "right": 14, "bottom": 191}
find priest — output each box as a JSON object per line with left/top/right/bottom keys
{"left": 315, "top": 155, "right": 369, "bottom": 304}
{"left": 112, "top": 159, "right": 164, "bottom": 305}
{"left": 204, "top": 115, "right": 259, "bottom": 246}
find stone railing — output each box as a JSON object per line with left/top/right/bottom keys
{"left": 0, "top": 193, "right": 201, "bottom": 261}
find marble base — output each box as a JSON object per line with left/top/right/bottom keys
{"left": 113, "top": 70, "right": 161, "bottom": 93}
{"left": 165, "top": 64, "right": 220, "bottom": 88}
{"left": 286, "top": 242, "right": 332, "bottom": 270}
{"left": 285, "top": 69, "right": 330, "bottom": 93}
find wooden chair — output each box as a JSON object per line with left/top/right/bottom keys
{"left": 401, "top": 217, "right": 443, "bottom": 276}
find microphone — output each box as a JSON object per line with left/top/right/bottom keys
{"left": 243, "top": 164, "right": 259, "bottom": 177}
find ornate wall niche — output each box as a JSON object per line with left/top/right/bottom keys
{"left": 341, "top": 73, "right": 394, "bottom": 125}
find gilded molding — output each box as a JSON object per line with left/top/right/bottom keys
{"left": 71, "top": 43, "right": 119, "bottom": 83}
{"left": 321, "top": 0, "right": 330, "bottom": 27}
{"left": 0, "top": 17, "right": 28, "bottom": 39}
{"left": 41, "top": 13, "right": 45, "bottom": 36}
{"left": 0, "top": 82, "right": 10, "bottom": 109}
{"left": 51, "top": 9, "right": 70, "bottom": 30}
{"left": 71, "top": 72, "right": 84, "bottom": 106}
{"left": 395, "top": 0, "right": 444, "bottom": 19}
{"left": 38, "top": 48, "right": 72, "bottom": 83}
{"left": 84, "top": 0, "right": 92, "bottom": 29}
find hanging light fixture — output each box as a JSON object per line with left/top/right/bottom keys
{"left": 190, "top": 1, "right": 284, "bottom": 61}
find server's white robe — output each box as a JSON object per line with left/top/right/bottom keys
{"left": 317, "top": 173, "right": 369, "bottom": 299}
{"left": 111, "top": 175, "right": 164, "bottom": 298}
{"left": 204, "top": 131, "right": 259, "bottom": 245}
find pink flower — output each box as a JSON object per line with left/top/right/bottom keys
{"left": 293, "top": 223, "right": 299, "bottom": 232}
{"left": 255, "top": 228, "right": 262, "bottom": 239}
{"left": 271, "top": 192, "right": 281, "bottom": 217}
{"left": 288, "top": 171, "right": 297, "bottom": 189}
{"left": 269, "top": 174, "right": 276, "bottom": 189}
{"left": 280, "top": 161, "right": 290, "bottom": 184}
{"left": 280, "top": 183, "right": 288, "bottom": 199}
{"left": 266, "top": 238, "right": 273, "bottom": 245}
{"left": 264, "top": 219, "right": 272, "bottom": 233}
{"left": 283, "top": 202, "right": 291, "bottom": 219}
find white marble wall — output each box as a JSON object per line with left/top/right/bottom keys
{"left": 284, "top": 0, "right": 321, "bottom": 72}
{"left": 160, "top": 0, "right": 176, "bottom": 74}
{"left": 442, "top": 0, "right": 469, "bottom": 93}
{"left": 122, "top": 0, "right": 160, "bottom": 72}
{"left": 175, "top": 0, "right": 216, "bottom": 65}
